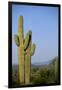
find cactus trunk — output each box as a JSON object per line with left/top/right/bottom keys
{"left": 18, "top": 16, "right": 25, "bottom": 84}
{"left": 25, "top": 36, "right": 31, "bottom": 84}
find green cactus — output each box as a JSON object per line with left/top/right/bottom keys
{"left": 14, "top": 16, "right": 36, "bottom": 84}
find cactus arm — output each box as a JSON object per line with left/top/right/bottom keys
{"left": 14, "top": 35, "right": 20, "bottom": 46}
{"left": 31, "top": 44, "right": 36, "bottom": 56}
{"left": 24, "top": 31, "right": 32, "bottom": 51}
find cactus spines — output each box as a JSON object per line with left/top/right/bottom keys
{"left": 14, "top": 16, "right": 36, "bottom": 84}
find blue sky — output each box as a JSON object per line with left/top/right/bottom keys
{"left": 12, "top": 4, "right": 58, "bottom": 65}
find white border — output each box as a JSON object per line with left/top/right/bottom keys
{"left": 0, "top": 0, "right": 62, "bottom": 90}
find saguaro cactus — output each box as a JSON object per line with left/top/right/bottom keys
{"left": 14, "top": 16, "right": 36, "bottom": 84}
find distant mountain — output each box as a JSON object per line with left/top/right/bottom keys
{"left": 48, "top": 56, "right": 58, "bottom": 69}
{"left": 48, "top": 56, "right": 58, "bottom": 74}
{"left": 31, "top": 61, "right": 50, "bottom": 66}
{"left": 32, "top": 56, "right": 58, "bottom": 67}
{"left": 12, "top": 56, "right": 58, "bottom": 69}
{"left": 49, "top": 56, "right": 58, "bottom": 64}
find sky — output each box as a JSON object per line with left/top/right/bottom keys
{"left": 12, "top": 4, "right": 58, "bottom": 65}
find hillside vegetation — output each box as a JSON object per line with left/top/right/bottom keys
{"left": 12, "top": 56, "right": 59, "bottom": 87}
